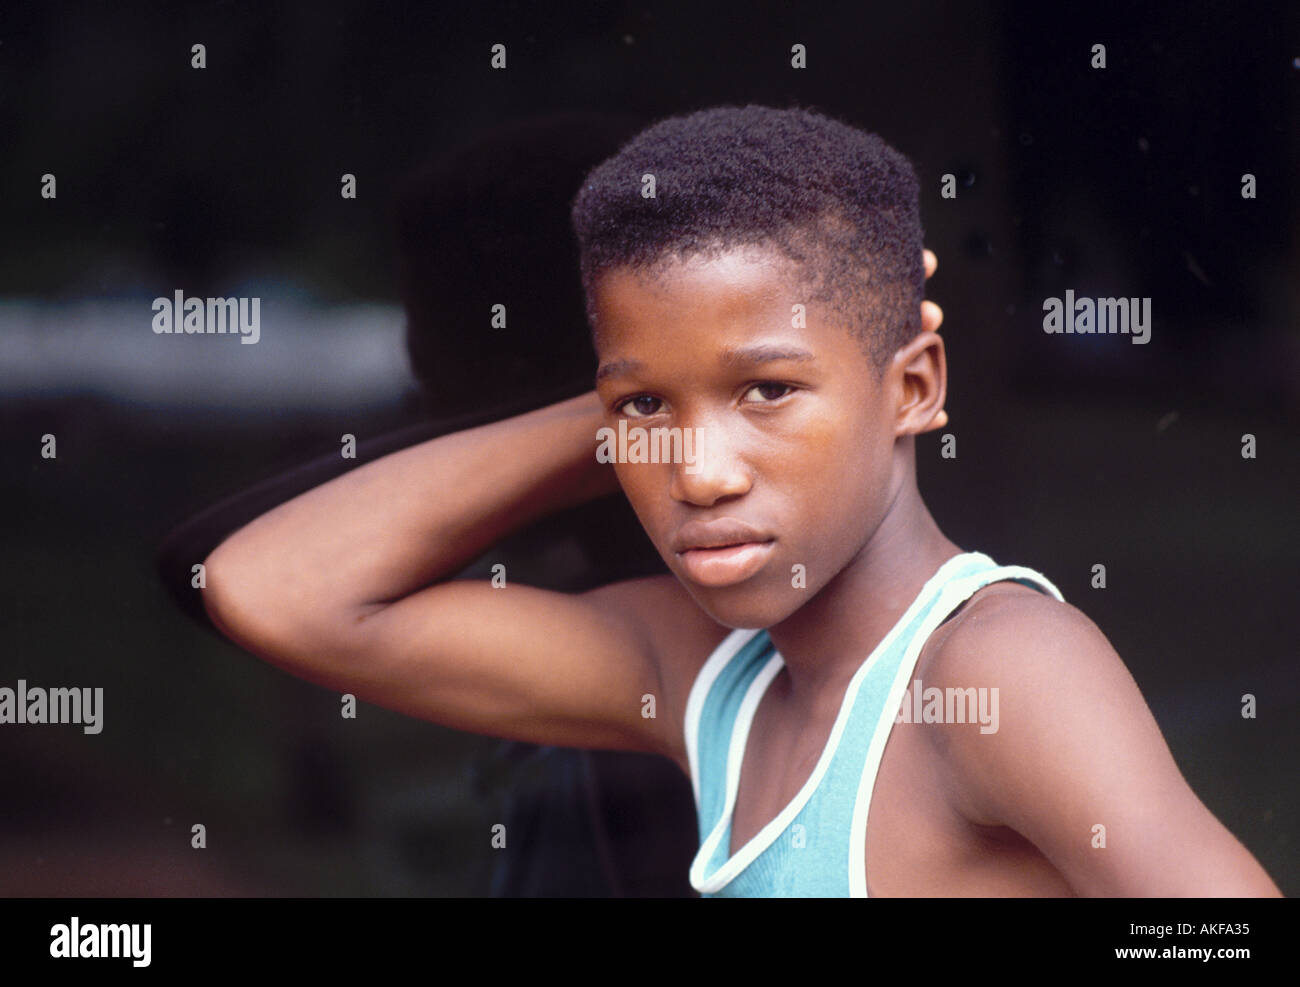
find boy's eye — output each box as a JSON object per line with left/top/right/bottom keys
{"left": 617, "top": 384, "right": 792, "bottom": 417}
{"left": 744, "top": 382, "right": 793, "bottom": 403}
{"left": 619, "top": 395, "right": 663, "bottom": 418}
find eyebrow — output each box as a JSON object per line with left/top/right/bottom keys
{"left": 718, "top": 344, "right": 817, "bottom": 369}
{"left": 595, "top": 345, "right": 816, "bottom": 383}
{"left": 595, "top": 357, "right": 644, "bottom": 383}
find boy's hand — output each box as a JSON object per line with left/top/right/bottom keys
{"left": 921, "top": 248, "right": 948, "bottom": 430}
{"left": 922, "top": 248, "right": 942, "bottom": 332}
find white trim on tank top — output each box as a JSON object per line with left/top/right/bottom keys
{"left": 683, "top": 625, "right": 758, "bottom": 807}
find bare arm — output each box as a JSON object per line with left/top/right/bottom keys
{"left": 202, "top": 391, "right": 723, "bottom": 758}
{"left": 927, "top": 593, "right": 1282, "bottom": 897}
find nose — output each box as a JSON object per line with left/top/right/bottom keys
{"left": 668, "top": 422, "right": 752, "bottom": 507}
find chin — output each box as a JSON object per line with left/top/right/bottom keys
{"left": 676, "top": 577, "right": 807, "bottom": 632}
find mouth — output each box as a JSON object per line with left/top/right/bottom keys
{"left": 672, "top": 516, "right": 777, "bottom": 587}
{"left": 676, "top": 540, "right": 776, "bottom": 587}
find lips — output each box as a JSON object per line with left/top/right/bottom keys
{"left": 672, "top": 518, "right": 776, "bottom": 588}
{"left": 671, "top": 518, "right": 773, "bottom": 554}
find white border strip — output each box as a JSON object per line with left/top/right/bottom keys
{"left": 683, "top": 628, "right": 760, "bottom": 807}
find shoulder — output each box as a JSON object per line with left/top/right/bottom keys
{"left": 925, "top": 578, "right": 1111, "bottom": 687}
{"left": 582, "top": 573, "right": 731, "bottom": 670}
{"left": 911, "top": 578, "right": 1282, "bottom": 896}
{"left": 582, "top": 573, "right": 732, "bottom": 771}
{"left": 915, "top": 579, "right": 1151, "bottom": 825}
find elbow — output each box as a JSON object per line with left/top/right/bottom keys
{"left": 200, "top": 543, "right": 295, "bottom": 654}
{"left": 199, "top": 544, "right": 258, "bottom": 645}
{"left": 200, "top": 544, "right": 361, "bottom": 667}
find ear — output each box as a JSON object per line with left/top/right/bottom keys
{"left": 890, "top": 330, "right": 948, "bottom": 436}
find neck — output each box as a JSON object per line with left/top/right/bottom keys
{"left": 766, "top": 464, "right": 962, "bottom": 712}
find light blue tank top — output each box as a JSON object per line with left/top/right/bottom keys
{"left": 683, "top": 551, "right": 1064, "bottom": 897}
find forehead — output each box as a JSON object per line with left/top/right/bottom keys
{"left": 591, "top": 245, "right": 879, "bottom": 386}
{"left": 592, "top": 246, "right": 801, "bottom": 345}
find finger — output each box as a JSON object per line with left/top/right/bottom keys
{"left": 923, "top": 249, "right": 937, "bottom": 280}
{"left": 921, "top": 299, "right": 944, "bottom": 334}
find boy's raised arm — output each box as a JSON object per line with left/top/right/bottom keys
{"left": 201, "top": 391, "right": 720, "bottom": 760}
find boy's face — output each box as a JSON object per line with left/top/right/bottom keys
{"left": 592, "top": 244, "right": 928, "bottom": 630}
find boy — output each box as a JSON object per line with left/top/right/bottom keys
{"left": 202, "top": 105, "right": 1280, "bottom": 896}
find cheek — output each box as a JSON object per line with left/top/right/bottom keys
{"left": 784, "top": 395, "right": 882, "bottom": 482}
{"left": 780, "top": 400, "right": 888, "bottom": 539}
{"left": 613, "top": 464, "right": 668, "bottom": 533}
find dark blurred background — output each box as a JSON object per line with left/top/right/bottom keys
{"left": 0, "top": 0, "right": 1295, "bottom": 896}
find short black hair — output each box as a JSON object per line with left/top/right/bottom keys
{"left": 570, "top": 104, "right": 925, "bottom": 375}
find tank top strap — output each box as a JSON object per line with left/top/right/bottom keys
{"left": 683, "top": 627, "right": 779, "bottom": 836}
